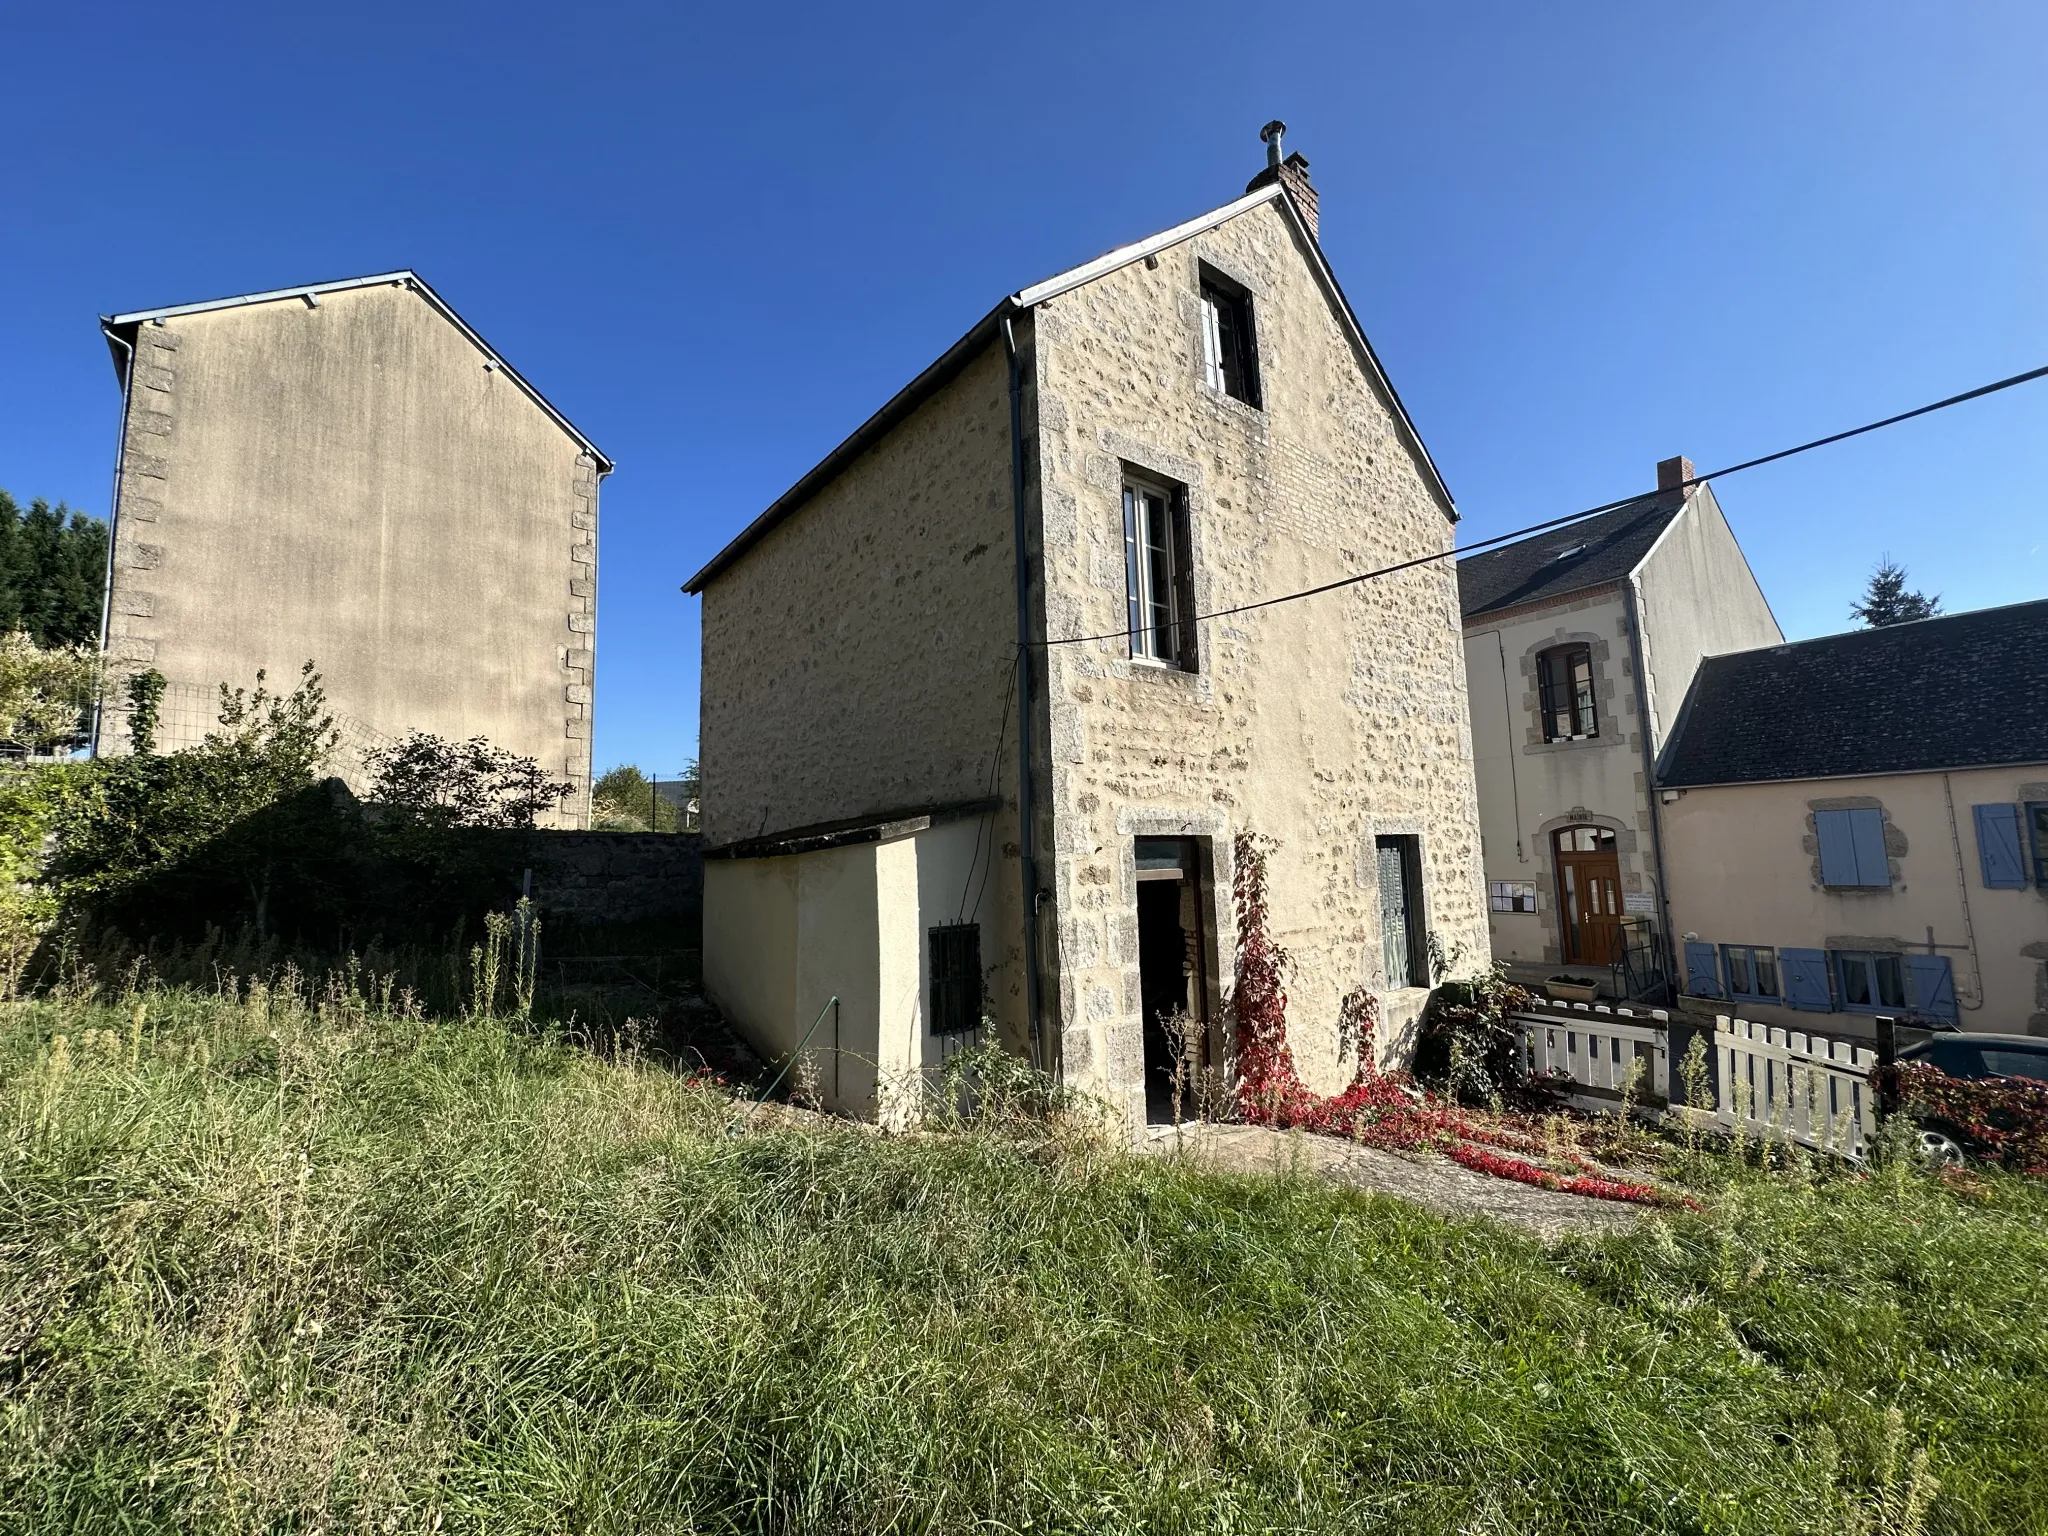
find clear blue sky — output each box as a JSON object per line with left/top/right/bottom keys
{"left": 4, "top": 2, "right": 2043, "bottom": 779}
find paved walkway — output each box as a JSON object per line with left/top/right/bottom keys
{"left": 1140, "top": 1122, "right": 1645, "bottom": 1242}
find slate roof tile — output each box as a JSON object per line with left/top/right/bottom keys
{"left": 1457, "top": 492, "right": 1686, "bottom": 619}
{"left": 1656, "top": 598, "right": 2048, "bottom": 786}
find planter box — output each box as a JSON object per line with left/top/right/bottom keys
{"left": 1544, "top": 980, "right": 1601, "bottom": 1004}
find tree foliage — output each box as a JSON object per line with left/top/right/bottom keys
{"left": 49, "top": 664, "right": 342, "bottom": 931}
{"left": 365, "top": 732, "right": 573, "bottom": 830}
{"left": 592, "top": 761, "right": 695, "bottom": 832}
{"left": 1850, "top": 556, "right": 1942, "bottom": 628}
{"left": 0, "top": 489, "right": 108, "bottom": 649}
{"left": 0, "top": 631, "right": 98, "bottom": 753}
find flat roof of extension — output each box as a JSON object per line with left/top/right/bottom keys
{"left": 101, "top": 270, "right": 613, "bottom": 473}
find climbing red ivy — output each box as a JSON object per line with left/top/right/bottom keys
{"left": 1228, "top": 830, "right": 1677, "bottom": 1208}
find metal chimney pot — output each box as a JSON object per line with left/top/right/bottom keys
{"left": 1260, "top": 120, "right": 1286, "bottom": 169}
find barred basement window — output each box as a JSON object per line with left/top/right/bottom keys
{"left": 1536, "top": 644, "right": 1598, "bottom": 741}
{"left": 929, "top": 923, "right": 982, "bottom": 1035}
{"left": 1488, "top": 880, "right": 1538, "bottom": 914}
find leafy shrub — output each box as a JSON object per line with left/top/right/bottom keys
{"left": 365, "top": 731, "right": 573, "bottom": 829}
{"left": 0, "top": 630, "right": 98, "bottom": 754}
{"left": 1413, "top": 961, "right": 1537, "bottom": 1104}
{"left": 1877, "top": 1061, "right": 2048, "bottom": 1175}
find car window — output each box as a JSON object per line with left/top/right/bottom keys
{"left": 1977, "top": 1050, "right": 2048, "bottom": 1083}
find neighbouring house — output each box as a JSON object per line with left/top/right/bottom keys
{"left": 1656, "top": 598, "right": 2048, "bottom": 1038}
{"left": 685, "top": 125, "right": 1490, "bottom": 1129}
{"left": 1459, "top": 461, "right": 1781, "bottom": 998}
{"left": 97, "top": 272, "right": 609, "bottom": 824}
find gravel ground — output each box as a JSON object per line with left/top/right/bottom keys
{"left": 1140, "top": 1121, "right": 1647, "bottom": 1242}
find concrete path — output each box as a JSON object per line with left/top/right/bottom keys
{"left": 1140, "top": 1122, "right": 1646, "bottom": 1242}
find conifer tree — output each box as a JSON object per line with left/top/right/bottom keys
{"left": 1850, "top": 556, "right": 1942, "bottom": 628}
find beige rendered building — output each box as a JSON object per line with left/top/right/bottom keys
{"left": 687, "top": 128, "right": 1490, "bottom": 1127}
{"left": 1459, "top": 466, "right": 1781, "bottom": 995}
{"left": 97, "top": 272, "right": 609, "bottom": 823}
{"left": 1656, "top": 599, "right": 2048, "bottom": 1038}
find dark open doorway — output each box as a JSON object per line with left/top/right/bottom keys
{"left": 1135, "top": 836, "right": 1209, "bottom": 1123}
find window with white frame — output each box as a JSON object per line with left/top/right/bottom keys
{"left": 1199, "top": 267, "right": 1260, "bottom": 407}
{"left": 1122, "top": 476, "right": 1192, "bottom": 668}
{"left": 1720, "top": 943, "right": 1780, "bottom": 1001}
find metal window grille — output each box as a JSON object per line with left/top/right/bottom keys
{"left": 929, "top": 923, "right": 983, "bottom": 1035}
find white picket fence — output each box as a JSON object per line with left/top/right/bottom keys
{"left": 1512, "top": 1002, "right": 1880, "bottom": 1159}
{"left": 1516, "top": 1003, "right": 1668, "bottom": 1106}
{"left": 1712, "top": 1015, "right": 1878, "bottom": 1159}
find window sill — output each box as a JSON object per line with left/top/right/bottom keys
{"left": 1122, "top": 656, "right": 1203, "bottom": 687}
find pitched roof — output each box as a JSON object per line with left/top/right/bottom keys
{"left": 101, "top": 271, "right": 612, "bottom": 472}
{"left": 1457, "top": 491, "right": 1686, "bottom": 620}
{"left": 683, "top": 182, "right": 1453, "bottom": 594}
{"left": 1657, "top": 598, "right": 2048, "bottom": 787}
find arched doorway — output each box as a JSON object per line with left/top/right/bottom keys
{"left": 1553, "top": 825, "right": 1621, "bottom": 966}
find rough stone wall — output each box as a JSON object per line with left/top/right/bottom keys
{"left": 102, "top": 282, "right": 598, "bottom": 824}
{"left": 695, "top": 343, "right": 1034, "bottom": 1048}
{"left": 526, "top": 831, "right": 704, "bottom": 928}
{"left": 1029, "top": 197, "right": 1489, "bottom": 1122}
{"left": 696, "top": 344, "right": 1017, "bottom": 847}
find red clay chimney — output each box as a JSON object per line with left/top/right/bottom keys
{"left": 1657, "top": 455, "right": 1695, "bottom": 492}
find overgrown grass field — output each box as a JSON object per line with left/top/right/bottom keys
{"left": 2, "top": 983, "right": 2043, "bottom": 1534}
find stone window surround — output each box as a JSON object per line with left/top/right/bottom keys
{"left": 1088, "top": 431, "right": 1216, "bottom": 684}
{"left": 1181, "top": 246, "right": 1268, "bottom": 425}
{"left": 1361, "top": 814, "right": 1435, "bottom": 994}
{"left": 1802, "top": 795, "right": 1906, "bottom": 894}
{"left": 1517, "top": 628, "right": 1628, "bottom": 756}
{"left": 1528, "top": 809, "right": 1644, "bottom": 967}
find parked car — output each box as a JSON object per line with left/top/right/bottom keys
{"left": 1893, "top": 1034, "right": 2048, "bottom": 1164}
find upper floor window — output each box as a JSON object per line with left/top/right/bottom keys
{"left": 1536, "top": 645, "right": 1597, "bottom": 741}
{"left": 1199, "top": 268, "right": 1260, "bottom": 407}
{"left": 1815, "top": 807, "right": 1890, "bottom": 888}
{"left": 1123, "top": 476, "right": 1194, "bottom": 669}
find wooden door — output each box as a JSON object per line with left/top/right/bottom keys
{"left": 1554, "top": 826, "right": 1622, "bottom": 966}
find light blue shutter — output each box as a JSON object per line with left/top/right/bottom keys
{"left": 1780, "top": 948, "right": 1833, "bottom": 1011}
{"left": 1815, "top": 810, "right": 1859, "bottom": 886}
{"left": 1684, "top": 941, "right": 1722, "bottom": 998}
{"left": 1974, "top": 804, "right": 2027, "bottom": 889}
{"left": 1848, "top": 808, "right": 1890, "bottom": 887}
{"left": 1905, "top": 954, "right": 1957, "bottom": 1025}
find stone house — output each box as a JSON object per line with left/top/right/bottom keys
{"left": 1458, "top": 463, "right": 1781, "bottom": 996}
{"left": 1656, "top": 598, "right": 2048, "bottom": 1038}
{"left": 686, "top": 127, "right": 1489, "bottom": 1128}
{"left": 97, "top": 272, "right": 609, "bottom": 824}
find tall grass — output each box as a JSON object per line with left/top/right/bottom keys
{"left": 2, "top": 981, "right": 2042, "bottom": 1534}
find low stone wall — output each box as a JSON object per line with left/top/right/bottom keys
{"left": 525, "top": 831, "right": 704, "bottom": 928}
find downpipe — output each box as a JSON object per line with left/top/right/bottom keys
{"left": 1003, "top": 312, "right": 1046, "bottom": 1072}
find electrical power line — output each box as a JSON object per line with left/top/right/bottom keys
{"left": 1037, "top": 359, "right": 2048, "bottom": 649}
